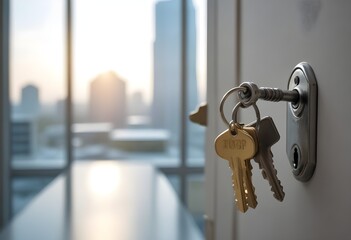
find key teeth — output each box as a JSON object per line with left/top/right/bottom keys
{"left": 251, "top": 192, "right": 258, "bottom": 205}
{"left": 266, "top": 164, "right": 285, "bottom": 201}
{"left": 256, "top": 152, "right": 285, "bottom": 201}
{"left": 248, "top": 195, "right": 258, "bottom": 208}
{"left": 261, "top": 169, "right": 267, "bottom": 179}
{"left": 243, "top": 184, "right": 258, "bottom": 209}
{"left": 246, "top": 181, "right": 257, "bottom": 200}
{"left": 268, "top": 175, "right": 285, "bottom": 201}
{"left": 261, "top": 166, "right": 278, "bottom": 179}
{"left": 254, "top": 158, "right": 262, "bottom": 168}
{"left": 269, "top": 180, "right": 284, "bottom": 194}
{"left": 273, "top": 191, "right": 285, "bottom": 202}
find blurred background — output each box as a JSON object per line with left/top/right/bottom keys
{"left": 10, "top": 0, "right": 206, "bottom": 232}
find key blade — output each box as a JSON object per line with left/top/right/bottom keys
{"left": 230, "top": 158, "right": 248, "bottom": 213}
{"left": 248, "top": 116, "right": 285, "bottom": 201}
{"left": 243, "top": 160, "right": 258, "bottom": 208}
{"left": 215, "top": 125, "right": 257, "bottom": 213}
{"left": 240, "top": 126, "right": 258, "bottom": 209}
{"left": 256, "top": 150, "right": 285, "bottom": 201}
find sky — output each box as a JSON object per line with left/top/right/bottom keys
{"left": 10, "top": 0, "right": 206, "bottom": 106}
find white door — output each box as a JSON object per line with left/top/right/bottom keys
{"left": 206, "top": 0, "right": 351, "bottom": 239}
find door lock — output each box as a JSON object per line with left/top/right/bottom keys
{"left": 237, "top": 63, "right": 318, "bottom": 181}
{"left": 190, "top": 62, "right": 318, "bottom": 182}
{"left": 286, "top": 62, "right": 317, "bottom": 181}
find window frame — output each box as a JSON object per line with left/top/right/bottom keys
{"left": 0, "top": 0, "right": 10, "bottom": 228}
{"left": 174, "top": 0, "right": 204, "bottom": 204}
{"left": 5, "top": 0, "right": 73, "bottom": 219}
{"left": 0, "top": 0, "right": 204, "bottom": 226}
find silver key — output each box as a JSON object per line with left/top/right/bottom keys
{"left": 249, "top": 116, "right": 285, "bottom": 201}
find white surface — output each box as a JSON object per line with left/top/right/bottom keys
{"left": 0, "top": 161, "right": 203, "bottom": 240}
{"left": 225, "top": 0, "right": 351, "bottom": 239}
{"left": 206, "top": 0, "right": 239, "bottom": 239}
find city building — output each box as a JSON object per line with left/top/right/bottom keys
{"left": 11, "top": 114, "right": 38, "bottom": 160}
{"left": 89, "top": 71, "right": 127, "bottom": 128}
{"left": 152, "top": 0, "right": 199, "bottom": 145}
{"left": 20, "top": 84, "right": 40, "bottom": 117}
{"left": 128, "top": 91, "right": 148, "bottom": 116}
{"left": 43, "top": 122, "right": 113, "bottom": 148}
{"left": 110, "top": 128, "right": 169, "bottom": 152}
{"left": 0, "top": 1, "right": 207, "bottom": 237}
{"left": 56, "top": 98, "right": 66, "bottom": 117}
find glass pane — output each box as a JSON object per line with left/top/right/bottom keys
{"left": 165, "top": 174, "right": 181, "bottom": 195}
{"left": 12, "top": 176, "right": 55, "bottom": 215}
{"left": 10, "top": 0, "right": 67, "bottom": 170}
{"left": 187, "top": 174, "right": 205, "bottom": 233}
{"left": 186, "top": 0, "right": 206, "bottom": 166}
{"left": 73, "top": 0, "right": 181, "bottom": 167}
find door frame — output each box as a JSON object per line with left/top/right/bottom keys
{"left": 206, "top": 0, "right": 240, "bottom": 239}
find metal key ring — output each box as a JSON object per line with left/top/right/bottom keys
{"left": 219, "top": 86, "right": 246, "bottom": 126}
{"left": 231, "top": 101, "right": 261, "bottom": 132}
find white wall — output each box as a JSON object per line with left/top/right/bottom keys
{"left": 208, "top": 0, "right": 351, "bottom": 239}
{"left": 236, "top": 0, "right": 351, "bottom": 239}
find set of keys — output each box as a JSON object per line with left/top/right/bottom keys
{"left": 215, "top": 85, "right": 285, "bottom": 213}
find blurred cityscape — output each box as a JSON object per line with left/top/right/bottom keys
{"left": 12, "top": 0, "right": 204, "bottom": 167}
{"left": 11, "top": 0, "right": 205, "bottom": 229}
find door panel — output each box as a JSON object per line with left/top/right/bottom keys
{"left": 237, "top": 0, "right": 351, "bottom": 239}
{"left": 206, "top": 0, "right": 239, "bottom": 239}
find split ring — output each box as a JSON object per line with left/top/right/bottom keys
{"left": 231, "top": 102, "right": 261, "bottom": 131}
{"left": 219, "top": 86, "right": 246, "bottom": 126}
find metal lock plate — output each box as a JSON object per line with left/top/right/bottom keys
{"left": 286, "top": 62, "right": 317, "bottom": 181}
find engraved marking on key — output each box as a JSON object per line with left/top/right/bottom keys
{"left": 215, "top": 123, "right": 257, "bottom": 212}
{"left": 248, "top": 116, "right": 285, "bottom": 201}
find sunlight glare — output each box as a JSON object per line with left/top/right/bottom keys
{"left": 87, "top": 162, "right": 121, "bottom": 197}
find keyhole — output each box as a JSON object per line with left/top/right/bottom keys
{"left": 293, "top": 147, "right": 299, "bottom": 169}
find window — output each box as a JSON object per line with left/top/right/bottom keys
{"left": 3, "top": 0, "right": 207, "bottom": 232}
{"left": 73, "top": 0, "right": 206, "bottom": 229}
{"left": 9, "top": 0, "right": 67, "bottom": 215}
{"left": 73, "top": 0, "right": 182, "bottom": 164}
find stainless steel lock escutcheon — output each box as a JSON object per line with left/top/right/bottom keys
{"left": 286, "top": 62, "right": 317, "bottom": 182}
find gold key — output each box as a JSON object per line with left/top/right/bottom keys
{"left": 215, "top": 122, "right": 258, "bottom": 212}
{"left": 241, "top": 125, "right": 259, "bottom": 209}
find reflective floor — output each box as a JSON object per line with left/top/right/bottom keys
{"left": 2, "top": 161, "right": 203, "bottom": 240}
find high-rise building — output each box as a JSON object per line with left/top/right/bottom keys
{"left": 129, "top": 91, "right": 148, "bottom": 116}
{"left": 89, "top": 71, "right": 127, "bottom": 128}
{"left": 56, "top": 98, "right": 66, "bottom": 118}
{"left": 20, "top": 84, "right": 40, "bottom": 117}
{"left": 152, "top": 0, "right": 198, "bottom": 145}
{"left": 11, "top": 114, "right": 38, "bottom": 160}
